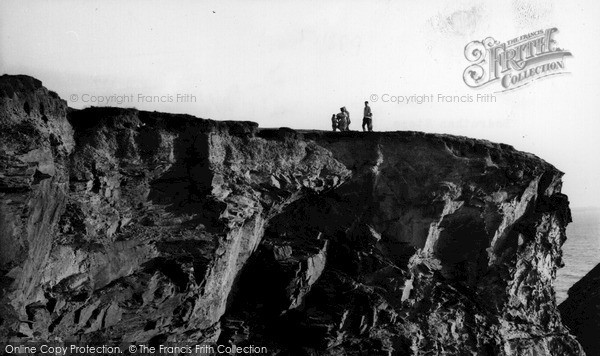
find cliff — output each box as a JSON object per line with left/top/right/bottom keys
{"left": 560, "top": 264, "right": 600, "bottom": 355}
{"left": 0, "top": 75, "right": 585, "bottom": 355}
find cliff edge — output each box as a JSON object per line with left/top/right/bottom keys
{"left": 0, "top": 75, "right": 584, "bottom": 355}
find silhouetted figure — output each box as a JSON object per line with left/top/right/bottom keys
{"left": 342, "top": 107, "right": 350, "bottom": 130}
{"left": 331, "top": 114, "right": 339, "bottom": 131}
{"left": 362, "top": 101, "right": 373, "bottom": 132}
{"left": 336, "top": 107, "right": 348, "bottom": 131}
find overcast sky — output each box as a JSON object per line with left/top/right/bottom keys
{"left": 1, "top": 0, "right": 599, "bottom": 208}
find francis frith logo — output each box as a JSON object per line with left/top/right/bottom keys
{"left": 463, "top": 28, "right": 571, "bottom": 91}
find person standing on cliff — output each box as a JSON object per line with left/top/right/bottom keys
{"left": 331, "top": 114, "right": 339, "bottom": 131}
{"left": 362, "top": 101, "right": 373, "bottom": 132}
{"left": 342, "top": 107, "right": 350, "bottom": 130}
{"left": 336, "top": 108, "right": 348, "bottom": 131}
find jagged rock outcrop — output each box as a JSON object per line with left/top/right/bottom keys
{"left": 560, "top": 265, "right": 600, "bottom": 355}
{"left": 0, "top": 75, "right": 585, "bottom": 355}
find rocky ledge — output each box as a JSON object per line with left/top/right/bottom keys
{"left": 0, "top": 75, "right": 585, "bottom": 355}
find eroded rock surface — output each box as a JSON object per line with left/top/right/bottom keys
{"left": 560, "top": 264, "right": 600, "bottom": 355}
{"left": 0, "top": 75, "right": 584, "bottom": 355}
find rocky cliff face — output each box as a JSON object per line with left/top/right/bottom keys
{"left": 560, "top": 264, "right": 600, "bottom": 355}
{"left": 0, "top": 75, "right": 585, "bottom": 355}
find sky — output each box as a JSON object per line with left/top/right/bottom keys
{"left": 1, "top": 0, "right": 599, "bottom": 208}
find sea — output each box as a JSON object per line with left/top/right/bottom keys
{"left": 555, "top": 207, "right": 600, "bottom": 304}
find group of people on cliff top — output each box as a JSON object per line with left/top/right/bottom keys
{"left": 331, "top": 101, "right": 373, "bottom": 132}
